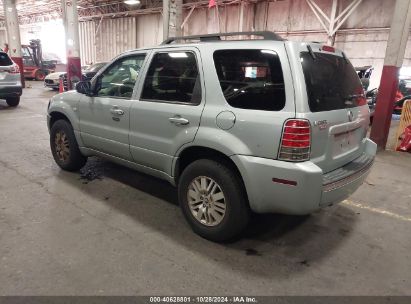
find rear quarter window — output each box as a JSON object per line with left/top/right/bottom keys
{"left": 213, "top": 49, "right": 286, "bottom": 111}
{"left": 0, "top": 53, "right": 13, "bottom": 66}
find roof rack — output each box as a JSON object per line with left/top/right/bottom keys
{"left": 161, "top": 31, "right": 284, "bottom": 45}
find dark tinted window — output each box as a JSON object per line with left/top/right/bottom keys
{"left": 301, "top": 52, "right": 364, "bottom": 112}
{"left": 213, "top": 49, "right": 285, "bottom": 111}
{"left": 141, "top": 52, "right": 201, "bottom": 105}
{"left": 0, "top": 52, "right": 13, "bottom": 66}
{"left": 95, "top": 55, "right": 145, "bottom": 99}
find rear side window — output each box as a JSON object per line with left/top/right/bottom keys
{"left": 141, "top": 51, "right": 201, "bottom": 105}
{"left": 0, "top": 53, "right": 13, "bottom": 66}
{"left": 213, "top": 49, "right": 285, "bottom": 111}
{"left": 301, "top": 52, "right": 365, "bottom": 112}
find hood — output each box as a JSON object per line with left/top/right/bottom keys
{"left": 46, "top": 72, "right": 66, "bottom": 79}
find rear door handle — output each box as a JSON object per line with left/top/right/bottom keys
{"left": 169, "top": 116, "right": 189, "bottom": 125}
{"left": 110, "top": 107, "right": 124, "bottom": 116}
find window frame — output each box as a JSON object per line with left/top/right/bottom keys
{"left": 92, "top": 52, "right": 147, "bottom": 100}
{"left": 212, "top": 48, "right": 287, "bottom": 112}
{"left": 138, "top": 49, "right": 203, "bottom": 106}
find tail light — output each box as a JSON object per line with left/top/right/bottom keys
{"left": 278, "top": 119, "right": 311, "bottom": 162}
{"left": 322, "top": 45, "right": 336, "bottom": 53}
{"left": 10, "top": 65, "right": 20, "bottom": 74}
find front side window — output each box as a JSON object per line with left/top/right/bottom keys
{"left": 95, "top": 54, "right": 145, "bottom": 99}
{"left": 141, "top": 51, "right": 201, "bottom": 105}
{"left": 213, "top": 49, "right": 286, "bottom": 111}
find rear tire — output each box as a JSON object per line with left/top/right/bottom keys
{"left": 6, "top": 97, "right": 20, "bottom": 107}
{"left": 50, "top": 119, "right": 87, "bottom": 171}
{"left": 178, "top": 159, "right": 250, "bottom": 242}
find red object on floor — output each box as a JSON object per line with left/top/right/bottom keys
{"left": 397, "top": 125, "right": 411, "bottom": 152}
{"left": 59, "top": 77, "right": 64, "bottom": 93}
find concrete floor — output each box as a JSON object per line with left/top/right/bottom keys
{"left": 0, "top": 81, "right": 410, "bottom": 296}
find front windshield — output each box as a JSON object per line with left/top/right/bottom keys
{"left": 86, "top": 62, "right": 106, "bottom": 73}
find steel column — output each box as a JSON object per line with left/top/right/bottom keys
{"left": 62, "top": 0, "right": 82, "bottom": 90}
{"left": 3, "top": 0, "right": 24, "bottom": 87}
{"left": 168, "top": 0, "right": 183, "bottom": 37}
{"left": 370, "top": 0, "right": 411, "bottom": 149}
{"left": 327, "top": 0, "right": 338, "bottom": 45}
{"left": 162, "top": 0, "right": 170, "bottom": 39}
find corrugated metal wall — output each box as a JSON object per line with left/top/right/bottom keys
{"left": 79, "top": 14, "right": 162, "bottom": 64}
{"left": 79, "top": 21, "right": 96, "bottom": 65}
{"left": 76, "top": 0, "right": 410, "bottom": 89}
{"left": 97, "top": 17, "right": 137, "bottom": 61}
{"left": 181, "top": 0, "right": 410, "bottom": 89}
{"left": 79, "top": 18, "right": 137, "bottom": 64}
{"left": 136, "top": 13, "right": 163, "bottom": 48}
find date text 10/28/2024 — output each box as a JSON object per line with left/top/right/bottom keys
{"left": 149, "top": 297, "right": 258, "bottom": 303}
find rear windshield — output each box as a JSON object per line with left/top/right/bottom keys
{"left": 0, "top": 52, "right": 13, "bottom": 66}
{"left": 301, "top": 52, "right": 364, "bottom": 112}
{"left": 213, "top": 49, "right": 285, "bottom": 111}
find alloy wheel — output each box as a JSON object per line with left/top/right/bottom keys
{"left": 187, "top": 176, "right": 227, "bottom": 227}
{"left": 54, "top": 131, "right": 70, "bottom": 162}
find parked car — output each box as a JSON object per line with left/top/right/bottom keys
{"left": 47, "top": 32, "right": 377, "bottom": 241}
{"left": 44, "top": 71, "right": 66, "bottom": 90}
{"left": 364, "top": 88, "right": 408, "bottom": 122}
{"left": 393, "top": 95, "right": 411, "bottom": 115}
{"left": 44, "top": 62, "right": 107, "bottom": 90}
{"left": 0, "top": 51, "right": 22, "bottom": 107}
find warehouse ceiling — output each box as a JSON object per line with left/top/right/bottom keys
{"left": 0, "top": 0, "right": 271, "bottom": 24}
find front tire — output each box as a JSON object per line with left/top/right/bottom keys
{"left": 6, "top": 97, "right": 20, "bottom": 107}
{"left": 50, "top": 119, "right": 87, "bottom": 171}
{"left": 178, "top": 159, "right": 250, "bottom": 242}
{"left": 35, "top": 70, "right": 46, "bottom": 81}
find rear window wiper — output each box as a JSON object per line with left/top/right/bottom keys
{"left": 346, "top": 94, "right": 364, "bottom": 101}
{"left": 307, "top": 45, "right": 317, "bottom": 60}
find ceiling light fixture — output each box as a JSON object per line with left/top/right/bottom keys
{"left": 124, "top": 0, "right": 140, "bottom": 5}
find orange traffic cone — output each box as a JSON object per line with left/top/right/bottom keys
{"left": 59, "top": 77, "right": 64, "bottom": 93}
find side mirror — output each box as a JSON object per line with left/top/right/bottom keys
{"left": 76, "top": 81, "right": 93, "bottom": 96}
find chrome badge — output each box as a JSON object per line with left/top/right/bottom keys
{"left": 347, "top": 110, "right": 354, "bottom": 122}
{"left": 314, "top": 120, "right": 328, "bottom": 130}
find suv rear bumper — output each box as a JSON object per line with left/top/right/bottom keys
{"left": 0, "top": 84, "right": 22, "bottom": 98}
{"left": 231, "top": 138, "right": 377, "bottom": 215}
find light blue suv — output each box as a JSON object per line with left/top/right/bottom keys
{"left": 47, "top": 32, "right": 376, "bottom": 241}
